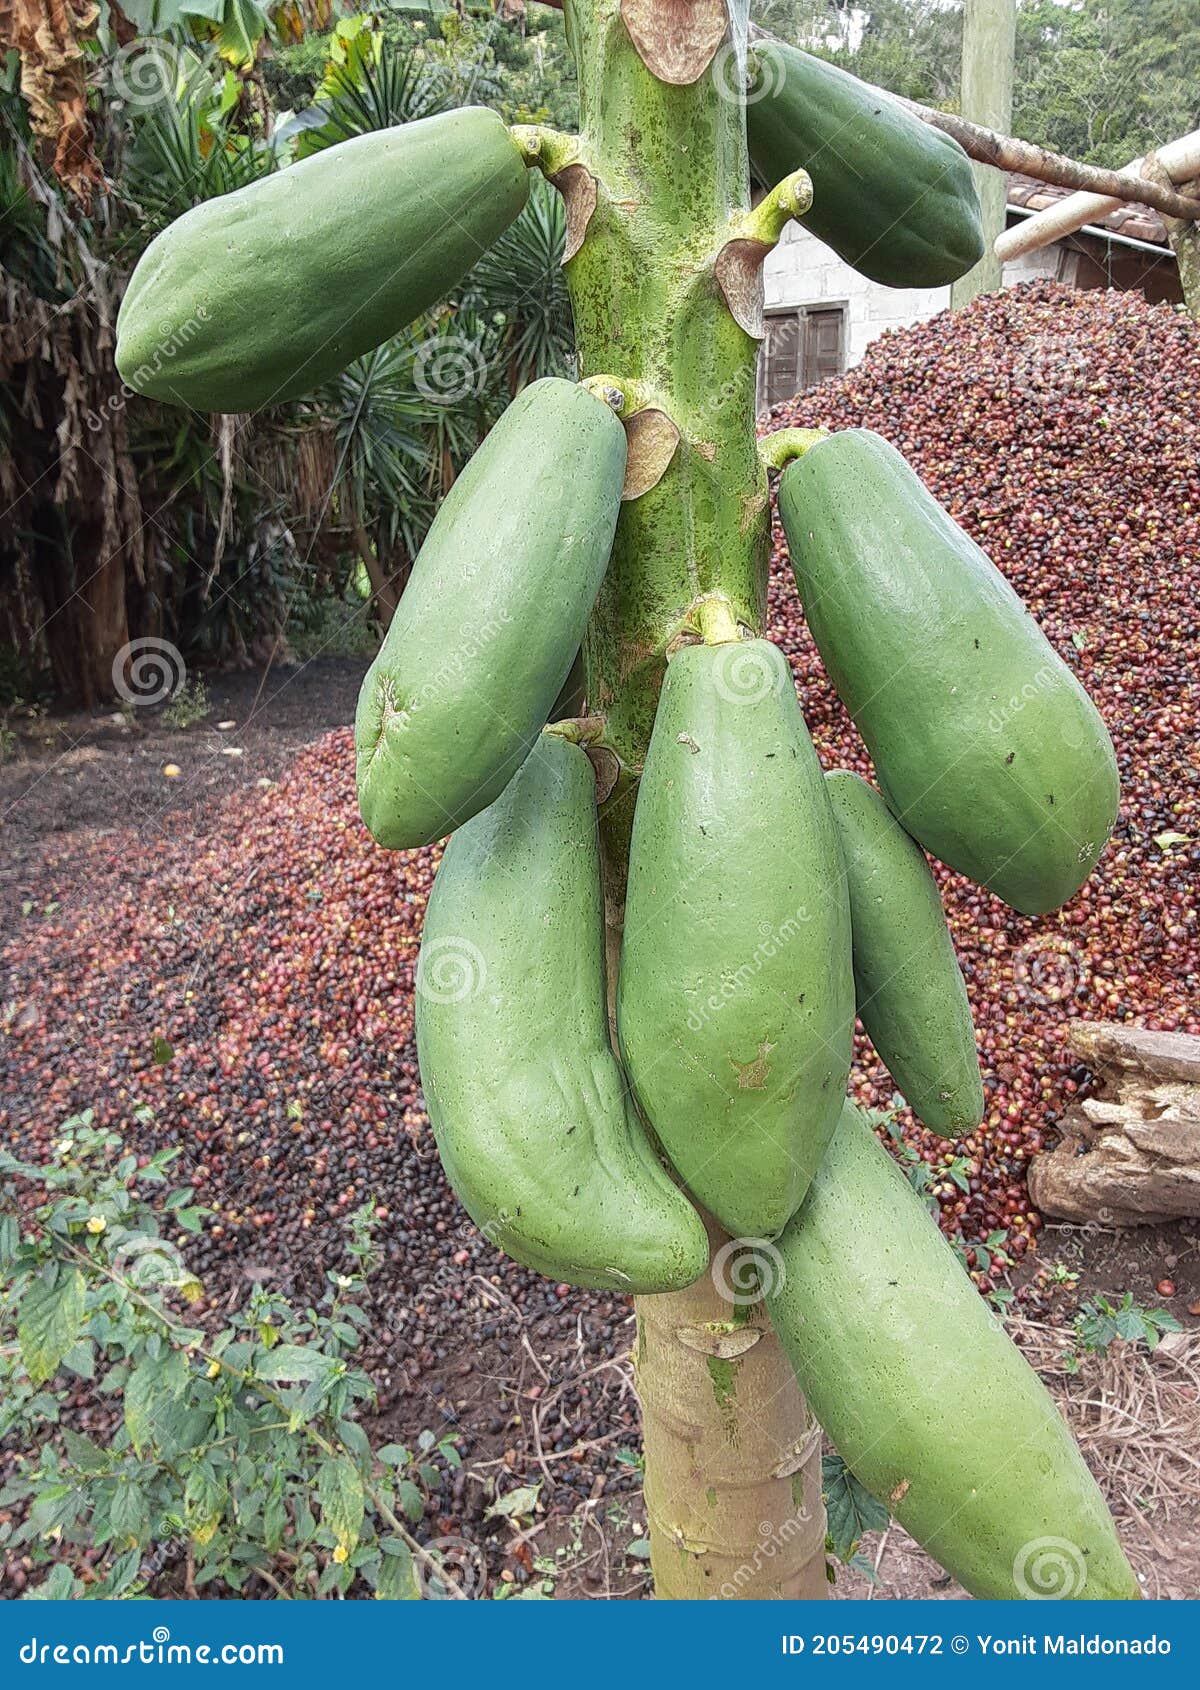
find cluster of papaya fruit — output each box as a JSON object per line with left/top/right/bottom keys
{"left": 114, "top": 74, "right": 1134, "bottom": 1599}
{"left": 359, "top": 378, "right": 1118, "bottom": 1286}
{"left": 363, "top": 377, "right": 1125, "bottom": 1599}
{"left": 385, "top": 390, "right": 1127, "bottom": 1601}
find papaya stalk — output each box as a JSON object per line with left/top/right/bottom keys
{"left": 548, "top": 0, "right": 828, "bottom": 1599}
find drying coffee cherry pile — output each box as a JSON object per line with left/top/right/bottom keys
{"left": 2, "top": 282, "right": 1196, "bottom": 1323}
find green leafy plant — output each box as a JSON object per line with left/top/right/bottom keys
{"left": 1073, "top": 1293, "right": 1182, "bottom": 1356}
{"left": 0, "top": 1116, "right": 472, "bottom": 1600}
{"left": 821, "top": 1452, "right": 885, "bottom": 1585}
{"left": 160, "top": 675, "right": 212, "bottom": 730}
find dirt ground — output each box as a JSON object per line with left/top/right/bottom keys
{"left": 2, "top": 657, "right": 1197, "bottom": 1602}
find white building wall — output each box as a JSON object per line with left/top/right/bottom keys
{"left": 761, "top": 218, "right": 1064, "bottom": 372}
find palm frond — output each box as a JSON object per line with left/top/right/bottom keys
{"left": 469, "top": 173, "right": 575, "bottom": 385}
{"left": 294, "top": 43, "right": 450, "bottom": 155}
{"left": 123, "top": 51, "right": 275, "bottom": 231}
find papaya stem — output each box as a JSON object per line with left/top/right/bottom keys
{"left": 562, "top": 0, "right": 828, "bottom": 1603}
{"left": 695, "top": 595, "right": 741, "bottom": 646}
{"left": 508, "top": 124, "right": 581, "bottom": 177}
{"left": 758, "top": 427, "right": 830, "bottom": 471}
{"left": 542, "top": 713, "right": 607, "bottom": 746}
{"left": 734, "top": 168, "right": 814, "bottom": 247}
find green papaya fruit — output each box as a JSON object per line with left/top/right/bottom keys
{"left": 415, "top": 733, "right": 707, "bottom": 1293}
{"left": 826, "top": 770, "right": 983, "bottom": 1137}
{"left": 767, "top": 1101, "right": 1140, "bottom": 1601}
{"left": 747, "top": 41, "right": 983, "bottom": 288}
{"left": 116, "top": 108, "right": 529, "bottom": 414}
{"left": 356, "top": 378, "right": 626, "bottom": 849}
{"left": 779, "top": 430, "right": 1119, "bottom": 915}
{"left": 617, "top": 638, "right": 854, "bottom": 1241}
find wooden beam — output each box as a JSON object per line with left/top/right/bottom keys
{"left": 994, "top": 130, "right": 1200, "bottom": 261}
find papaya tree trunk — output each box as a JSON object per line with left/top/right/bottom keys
{"left": 637, "top": 1214, "right": 827, "bottom": 1599}
{"left": 556, "top": 0, "right": 828, "bottom": 1599}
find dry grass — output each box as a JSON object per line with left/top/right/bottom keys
{"left": 1011, "top": 1319, "right": 1200, "bottom": 1516}
{"left": 1008, "top": 1319, "right": 1200, "bottom": 1598}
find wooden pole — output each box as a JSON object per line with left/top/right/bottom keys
{"left": 1143, "top": 156, "right": 1200, "bottom": 324}
{"left": 951, "top": 0, "right": 1016, "bottom": 305}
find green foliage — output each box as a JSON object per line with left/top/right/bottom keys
{"left": 1073, "top": 1292, "right": 1182, "bottom": 1357}
{"left": 0, "top": 1117, "right": 470, "bottom": 1599}
{"left": 470, "top": 173, "right": 575, "bottom": 388}
{"left": 1012, "top": 0, "right": 1200, "bottom": 170}
{"left": 281, "top": 14, "right": 449, "bottom": 158}
{"left": 119, "top": 47, "right": 275, "bottom": 236}
{"left": 160, "top": 675, "right": 211, "bottom": 729}
{"left": 2, "top": 7, "right": 575, "bottom": 699}
{"left": 822, "top": 1451, "right": 888, "bottom": 1566}
{"left": 281, "top": 27, "right": 574, "bottom": 615}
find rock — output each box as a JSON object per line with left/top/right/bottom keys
{"left": 1028, "top": 1022, "right": 1200, "bottom": 1225}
